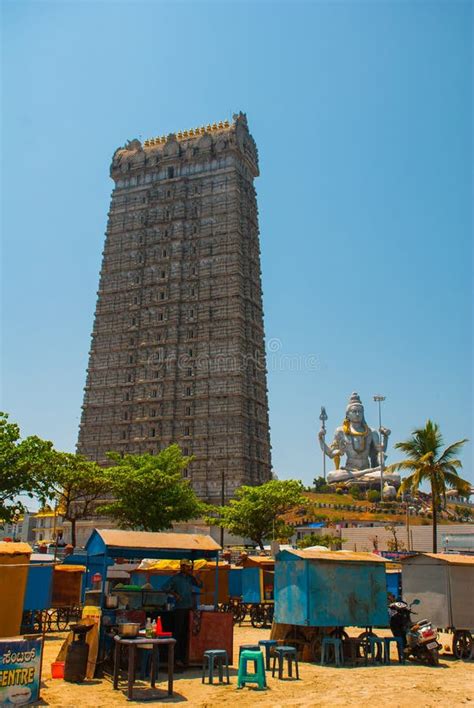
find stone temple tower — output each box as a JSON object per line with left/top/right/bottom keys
{"left": 77, "top": 113, "right": 272, "bottom": 502}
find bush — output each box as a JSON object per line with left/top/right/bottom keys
{"left": 349, "top": 484, "right": 361, "bottom": 500}
{"left": 336, "top": 487, "right": 343, "bottom": 495}
{"left": 367, "top": 490, "right": 381, "bottom": 503}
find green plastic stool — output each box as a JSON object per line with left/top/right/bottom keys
{"left": 237, "top": 650, "right": 267, "bottom": 690}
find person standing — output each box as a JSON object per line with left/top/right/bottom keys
{"left": 163, "top": 559, "right": 202, "bottom": 668}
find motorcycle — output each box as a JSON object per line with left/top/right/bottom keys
{"left": 388, "top": 598, "right": 441, "bottom": 666}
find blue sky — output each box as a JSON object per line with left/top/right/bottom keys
{"left": 2, "top": 0, "right": 472, "bottom": 489}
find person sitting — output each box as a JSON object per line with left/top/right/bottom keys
{"left": 163, "top": 559, "right": 202, "bottom": 669}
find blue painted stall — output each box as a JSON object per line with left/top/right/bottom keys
{"left": 23, "top": 555, "right": 55, "bottom": 612}
{"left": 241, "top": 557, "right": 275, "bottom": 603}
{"left": 228, "top": 567, "right": 242, "bottom": 598}
{"left": 275, "top": 549, "right": 389, "bottom": 628}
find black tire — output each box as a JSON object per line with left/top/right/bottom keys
{"left": 250, "top": 605, "right": 266, "bottom": 629}
{"left": 283, "top": 627, "right": 307, "bottom": 659}
{"left": 357, "top": 630, "right": 383, "bottom": 661}
{"left": 264, "top": 605, "right": 274, "bottom": 628}
{"left": 428, "top": 648, "right": 439, "bottom": 666}
{"left": 55, "top": 608, "right": 69, "bottom": 632}
{"left": 453, "top": 630, "right": 473, "bottom": 660}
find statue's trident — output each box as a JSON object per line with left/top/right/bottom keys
{"left": 319, "top": 406, "right": 328, "bottom": 480}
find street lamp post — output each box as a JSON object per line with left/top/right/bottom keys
{"left": 373, "top": 395, "right": 386, "bottom": 500}
{"left": 319, "top": 407, "right": 328, "bottom": 481}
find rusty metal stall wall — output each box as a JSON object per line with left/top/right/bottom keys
{"left": 402, "top": 554, "right": 474, "bottom": 631}
{"left": 274, "top": 549, "right": 389, "bottom": 628}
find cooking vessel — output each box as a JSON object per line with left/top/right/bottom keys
{"left": 105, "top": 595, "right": 119, "bottom": 609}
{"left": 117, "top": 622, "right": 140, "bottom": 638}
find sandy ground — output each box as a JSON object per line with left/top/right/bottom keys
{"left": 37, "top": 624, "right": 473, "bottom": 707}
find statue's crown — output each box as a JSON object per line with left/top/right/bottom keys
{"left": 347, "top": 391, "right": 362, "bottom": 408}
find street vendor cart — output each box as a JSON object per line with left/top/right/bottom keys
{"left": 241, "top": 556, "right": 275, "bottom": 628}
{"left": 402, "top": 553, "right": 474, "bottom": 659}
{"left": 273, "top": 548, "right": 388, "bottom": 660}
{"left": 84, "top": 529, "right": 233, "bottom": 669}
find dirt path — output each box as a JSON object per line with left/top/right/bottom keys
{"left": 38, "top": 625, "right": 474, "bottom": 707}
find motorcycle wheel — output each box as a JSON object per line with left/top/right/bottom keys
{"left": 428, "top": 648, "right": 439, "bottom": 666}
{"left": 453, "top": 630, "right": 473, "bottom": 660}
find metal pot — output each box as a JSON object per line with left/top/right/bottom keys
{"left": 105, "top": 595, "right": 119, "bottom": 609}
{"left": 117, "top": 622, "right": 140, "bottom": 638}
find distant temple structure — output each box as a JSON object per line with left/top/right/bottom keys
{"left": 77, "top": 113, "right": 272, "bottom": 502}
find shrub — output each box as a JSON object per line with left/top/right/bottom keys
{"left": 349, "top": 484, "right": 361, "bottom": 500}
{"left": 367, "top": 490, "right": 380, "bottom": 503}
{"left": 336, "top": 487, "right": 343, "bottom": 495}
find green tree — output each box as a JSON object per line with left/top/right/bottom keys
{"left": 387, "top": 420, "right": 470, "bottom": 552}
{"left": 99, "top": 445, "right": 205, "bottom": 531}
{"left": 208, "top": 479, "right": 305, "bottom": 550}
{"left": 0, "top": 412, "right": 54, "bottom": 522}
{"left": 312, "top": 476, "right": 331, "bottom": 493}
{"left": 45, "top": 453, "right": 111, "bottom": 547}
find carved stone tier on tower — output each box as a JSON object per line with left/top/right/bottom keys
{"left": 77, "top": 113, "right": 272, "bottom": 502}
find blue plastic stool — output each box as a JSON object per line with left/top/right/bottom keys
{"left": 321, "top": 637, "right": 344, "bottom": 666}
{"left": 367, "top": 636, "right": 384, "bottom": 664}
{"left": 258, "top": 640, "right": 278, "bottom": 670}
{"left": 383, "top": 637, "right": 405, "bottom": 664}
{"left": 237, "top": 650, "right": 266, "bottom": 690}
{"left": 271, "top": 645, "right": 299, "bottom": 679}
{"left": 202, "top": 649, "right": 230, "bottom": 684}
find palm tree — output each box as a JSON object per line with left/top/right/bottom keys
{"left": 387, "top": 420, "right": 469, "bottom": 552}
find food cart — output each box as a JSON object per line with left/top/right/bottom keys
{"left": 84, "top": 529, "right": 233, "bottom": 667}
{"left": 401, "top": 553, "right": 474, "bottom": 659}
{"left": 240, "top": 556, "right": 274, "bottom": 628}
{"left": 21, "top": 553, "right": 55, "bottom": 632}
{"left": 273, "top": 549, "right": 388, "bottom": 660}
{"left": 21, "top": 559, "right": 85, "bottom": 633}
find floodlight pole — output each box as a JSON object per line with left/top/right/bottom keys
{"left": 373, "top": 395, "right": 386, "bottom": 500}
{"left": 319, "top": 406, "right": 328, "bottom": 481}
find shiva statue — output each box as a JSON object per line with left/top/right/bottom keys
{"left": 318, "top": 392, "right": 400, "bottom": 487}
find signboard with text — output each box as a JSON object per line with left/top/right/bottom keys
{"left": 0, "top": 637, "right": 42, "bottom": 705}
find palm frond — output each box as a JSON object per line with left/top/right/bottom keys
{"left": 437, "top": 439, "right": 468, "bottom": 464}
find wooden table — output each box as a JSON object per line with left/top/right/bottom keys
{"left": 113, "top": 635, "right": 176, "bottom": 700}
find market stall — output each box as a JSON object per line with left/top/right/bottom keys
{"left": 273, "top": 548, "right": 388, "bottom": 660}
{"left": 401, "top": 553, "right": 474, "bottom": 659}
{"left": 84, "top": 529, "right": 232, "bottom": 667}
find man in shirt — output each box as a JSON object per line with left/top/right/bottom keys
{"left": 163, "top": 559, "right": 202, "bottom": 667}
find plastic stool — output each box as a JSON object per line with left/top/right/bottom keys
{"left": 239, "top": 644, "right": 260, "bottom": 671}
{"left": 271, "top": 645, "right": 299, "bottom": 679}
{"left": 367, "top": 636, "right": 384, "bottom": 663}
{"left": 258, "top": 639, "right": 278, "bottom": 670}
{"left": 202, "top": 649, "right": 230, "bottom": 684}
{"left": 237, "top": 650, "right": 266, "bottom": 690}
{"left": 321, "top": 637, "right": 344, "bottom": 666}
{"left": 383, "top": 637, "right": 405, "bottom": 664}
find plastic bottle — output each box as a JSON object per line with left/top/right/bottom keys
{"left": 155, "top": 616, "right": 163, "bottom": 635}
{"left": 145, "top": 617, "right": 152, "bottom": 637}
{"left": 151, "top": 619, "right": 157, "bottom": 635}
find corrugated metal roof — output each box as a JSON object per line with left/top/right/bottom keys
{"left": 280, "top": 549, "right": 388, "bottom": 563}
{"left": 0, "top": 542, "right": 32, "bottom": 556}
{"left": 406, "top": 553, "right": 474, "bottom": 566}
{"left": 94, "top": 529, "right": 221, "bottom": 552}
